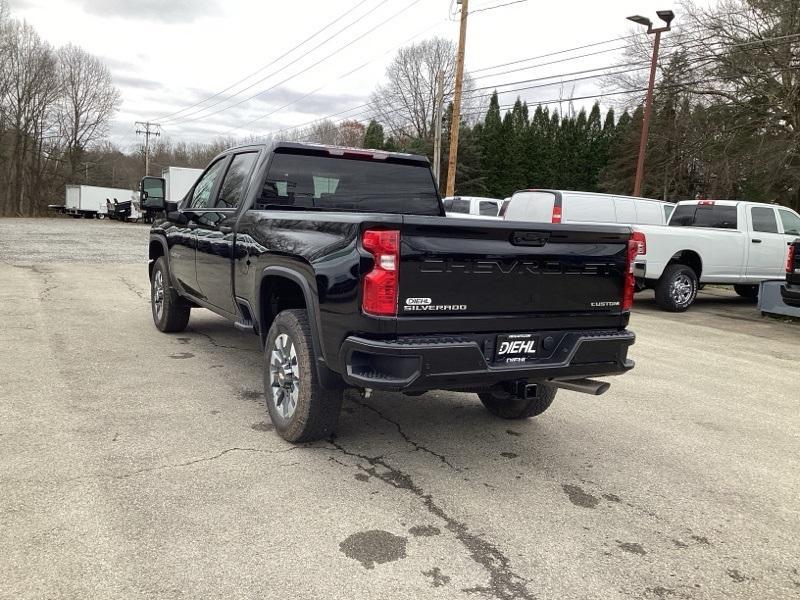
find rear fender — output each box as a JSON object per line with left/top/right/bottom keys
{"left": 256, "top": 265, "right": 342, "bottom": 390}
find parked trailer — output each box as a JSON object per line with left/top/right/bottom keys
{"left": 60, "top": 185, "right": 137, "bottom": 219}
{"left": 163, "top": 167, "right": 203, "bottom": 202}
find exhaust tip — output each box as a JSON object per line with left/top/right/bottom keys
{"left": 551, "top": 378, "right": 611, "bottom": 396}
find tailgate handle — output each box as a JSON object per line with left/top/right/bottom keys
{"left": 511, "top": 231, "right": 549, "bottom": 246}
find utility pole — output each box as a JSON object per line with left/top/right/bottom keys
{"left": 135, "top": 121, "right": 161, "bottom": 176}
{"left": 627, "top": 10, "right": 674, "bottom": 197}
{"left": 432, "top": 71, "right": 445, "bottom": 189}
{"left": 445, "top": 0, "right": 469, "bottom": 197}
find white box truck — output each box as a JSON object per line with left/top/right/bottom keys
{"left": 162, "top": 167, "right": 203, "bottom": 203}
{"left": 63, "top": 185, "right": 137, "bottom": 219}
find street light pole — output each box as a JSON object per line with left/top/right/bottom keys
{"left": 627, "top": 10, "right": 674, "bottom": 197}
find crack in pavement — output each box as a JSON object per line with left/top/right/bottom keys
{"left": 7, "top": 446, "right": 308, "bottom": 486}
{"left": 118, "top": 275, "right": 147, "bottom": 300}
{"left": 15, "top": 264, "right": 57, "bottom": 301}
{"left": 187, "top": 327, "right": 261, "bottom": 353}
{"left": 328, "top": 438, "right": 535, "bottom": 600}
{"left": 349, "top": 396, "right": 458, "bottom": 471}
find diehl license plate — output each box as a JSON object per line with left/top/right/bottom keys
{"left": 495, "top": 333, "right": 538, "bottom": 364}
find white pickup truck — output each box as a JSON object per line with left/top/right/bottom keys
{"left": 633, "top": 199, "right": 800, "bottom": 311}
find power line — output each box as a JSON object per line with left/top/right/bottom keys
{"left": 164, "top": 0, "right": 423, "bottom": 128}
{"left": 160, "top": 0, "right": 393, "bottom": 125}
{"left": 470, "top": 0, "right": 528, "bottom": 14}
{"left": 192, "top": 19, "right": 800, "bottom": 143}
{"left": 152, "top": 0, "right": 373, "bottom": 123}
{"left": 221, "top": 14, "right": 451, "bottom": 137}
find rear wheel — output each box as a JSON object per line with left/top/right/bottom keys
{"left": 150, "top": 257, "right": 190, "bottom": 332}
{"left": 733, "top": 284, "right": 758, "bottom": 299}
{"left": 478, "top": 384, "right": 557, "bottom": 419}
{"left": 655, "top": 264, "right": 698, "bottom": 312}
{"left": 264, "top": 309, "right": 343, "bottom": 443}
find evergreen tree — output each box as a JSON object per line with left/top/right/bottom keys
{"left": 479, "top": 92, "right": 505, "bottom": 197}
{"left": 363, "top": 120, "right": 385, "bottom": 149}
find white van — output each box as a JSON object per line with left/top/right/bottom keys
{"left": 443, "top": 196, "right": 502, "bottom": 218}
{"left": 502, "top": 189, "right": 675, "bottom": 226}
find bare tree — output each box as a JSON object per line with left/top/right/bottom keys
{"left": 57, "top": 44, "right": 120, "bottom": 180}
{"left": 370, "top": 37, "right": 477, "bottom": 140}
{"left": 0, "top": 19, "right": 61, "bottom": 215}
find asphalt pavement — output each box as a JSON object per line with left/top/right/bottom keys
{"left": 1, "top": 218, "right": 798, "bottom": 600}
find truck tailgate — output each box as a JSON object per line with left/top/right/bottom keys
{"left": 398, "top": 216, "right": 631, "bottom": 323}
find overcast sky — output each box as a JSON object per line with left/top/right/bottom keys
{"left": 9, "top": 0, "right": 685, "bottom": 150}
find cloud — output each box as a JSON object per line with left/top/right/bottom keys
{"left": 74, "top": 0, "right": 220, "bottom": 23}
{"left": 182, "top": 85, "right": 364, "bottom": 118}
{"left": 113, "top": 74, "right": 164, "bottom": 91}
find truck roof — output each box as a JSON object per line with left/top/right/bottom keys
{"left": 222, "top": 140, "right": 430, "bottom": 166}
{"left": 675, "top": 199, "right": 784, "bottom": 207}
{"left": 515, "top": 189, "right": 674, "bottom": 205}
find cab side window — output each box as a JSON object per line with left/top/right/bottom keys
{"left": 479, "top": 200, "right": 498, "bottom": 216}
{"left": 188, "top": 158, "right": 228, "bottom": 209}
{"left": 751, "top": 207, "right": 779, "bottom": 233}
{"left": 216, "top": 152, "right": 257, "bottom": 209}
{"left": 779, "top": 209, "right": 800, "bottom": 236}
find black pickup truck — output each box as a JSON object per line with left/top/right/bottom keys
{"left": 142, "top": 142, "right": 636, "bottom": 442}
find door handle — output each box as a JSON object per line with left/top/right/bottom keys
{"left": 751, "top": 239, "right": 762, "bottom": 244}
{"left": 219, "top": 226, "right": 233, "bottom": 234}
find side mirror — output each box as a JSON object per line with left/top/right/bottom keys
{"left": 140, "top": 176, "right": 166, "bottom": 210}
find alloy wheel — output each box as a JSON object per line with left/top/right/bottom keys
{"left": 269, "top": 333, "right": 299, "bottom": 419}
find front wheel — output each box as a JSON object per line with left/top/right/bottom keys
{"left": 150, "top": 257, "right": 190, "bottom": 332}
{"left": 264, "top": 309, "right": 343, "bottom": 443}
{"left": 478, "top": 384, "right": 557, "bottom": 419}
{"left": 655, "top": 264, "right": 698, "bottom": 312}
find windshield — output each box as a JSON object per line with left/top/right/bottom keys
{"left": 256, "top": 150, "right": 442, "bottom": 216}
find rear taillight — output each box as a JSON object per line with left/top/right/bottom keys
{"left": 788, "top": 244, "right": 797, "bottom": 274}
{"left": 631, "top": 230, "right": 647, "bottom": 256}
{"left": 362, "top": 229, "right": 399, "bottom": 316}
{"left": 551, "top": 205, "right": 562, "bottom": 223}
{"left": 622, "top": 233, "right": 642, "bottom": 312}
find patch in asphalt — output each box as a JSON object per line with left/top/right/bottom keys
{"left": 422, "top": 567, "right": 451, "bottom": 587}
{"left": 250, "top": 422, "right": 274, "bottom": 432}
{"left": 561, "top": 483, "right": 599, "bottom": 509}
{"left": 177, "top": 337, "right": 191, "bottom": 344}
{"left": 690, "top": 534, "right": 711, "bottom": 545}
{"left": 602, "top": 493, "right": 622, "bottom": 503}
{"left": 500, "top": 452, "right": 518, "bottom": 459}
{"left": 339, "top": 530, "right": 407, "bottom": 569}
{"left": 354, "top": 473, "right": 370, "bottom": 482}
{"left": 168, "top": 352, "right": 194, "bottom": 359}
{"left": 726, "top": 568, "right": 751, "bottom": 583}
{"left": 617, "top": 541, "right": 647, "bottom": 555}
{"left": 645, "top": 586, "right": 676, "bottom": 597}
{"left": 409, "top": 525, "right": 441, "bottom": 537}
{"left": 239, "top": 389, "right": 263, "bottom": 401}
{"left": 505, "top": 429, "right": 521, "bottom": 436}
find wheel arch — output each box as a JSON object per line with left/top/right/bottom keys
{"left": 667, "top": 249, "right": 702, "bottom": 279}
{"left": 257, "top": 266, "right": 342, "bottom": 389}
{"left": 148, "top": 235, "right": 169, "bottom": 280}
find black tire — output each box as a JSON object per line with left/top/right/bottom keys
{"left": 655, "top": 264, "right": 698, "bottom": 312}
{"left": 150, "top": 256, "right": 190, "bottom": 332}
{"left": 264, "top": 309, "right": 343, "bottom": 443}
{"left": 478, "top": 384, "right": 557, "bottom": 419}
{"left": 733, "top": 284, "right": 758, "bottom": 299}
